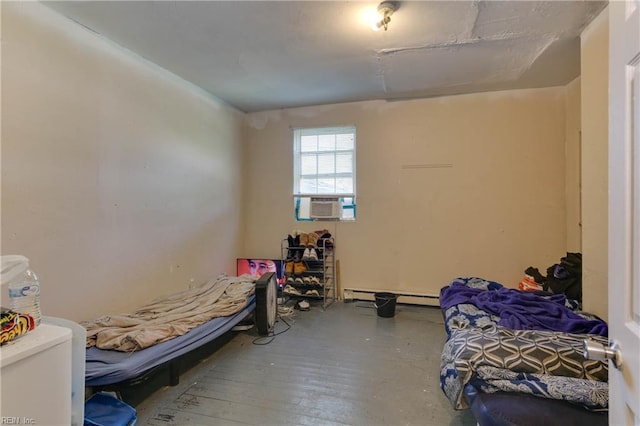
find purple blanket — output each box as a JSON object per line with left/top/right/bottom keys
{"left": 440, "top": 282, "right": 608, "bottom": 336}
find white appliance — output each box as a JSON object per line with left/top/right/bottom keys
{"left": 42, "top": 316, "right": 86, "bottom": 426}
{"left": 310, "top": 197, "right": 341, "bottom": 219}
{"left": 0, "top": 323, "right": 72, "bottom": 425}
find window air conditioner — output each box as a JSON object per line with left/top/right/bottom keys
{"left": 310, "top": 197, "right": 341, "bottom": 220}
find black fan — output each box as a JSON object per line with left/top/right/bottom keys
{"left": 254, "top": 272, "right": 277, "bottom": 335}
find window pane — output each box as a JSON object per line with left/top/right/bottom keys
{"left": 336, "top": 134, "right": 354, "bottom": 150}
{"left": 297, "top": 197, "right": 310, "bottom": 218}
{"left": 300, "top": 154, "right": 317, "bottom": 174}
{"left": 300, "top": 178, "right": 317, "bottom": 193}
{"left": 318, "top": 134, "right": 335, "bottom": 151}
{"left": 317, "top": 153, "right": 335, "bottom": 174}
{"left": 318, "top": 178, "right": 335, "bottom": 193}
{"left": 300, "top": 135, "right": 317, "bottom": 152}
{"left": 336, "top": 152, "right": 352, "bottom": 173}
{"left": 336, "top": 178, "right": 353, "bottom": 193}
{"left": 342, "top": 208, "right": 355, "bottom": 220}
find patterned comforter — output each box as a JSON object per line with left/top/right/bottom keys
{"left": 440, "top": 277, "right": 609, "bottom": 411}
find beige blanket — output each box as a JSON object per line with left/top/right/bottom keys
{"left": 83, "top": 274, "right": 255, "bottom": 352}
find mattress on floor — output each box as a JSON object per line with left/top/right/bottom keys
{"left": 85, "top": 297, "right": 255, "bottom": 387}
{"left": 464, "top": 383, "right": 608, "bottom": 426}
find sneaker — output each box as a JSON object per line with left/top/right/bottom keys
{"left": 232, "top": 323, "right": 254, "bottom": 331}
{"left": 284, "top": 285, "right": 301, "bottom": 295}
{"left": 297, "top": 300, "right": 310, "bottom": 311}
{"left": 232, "top": 316, "right": 255, "bottom": 331}
{"left": 305, "top": 289, "right": 320, "bottom": 297}
{"left": 294, "top": 277, "right": 304, "bottom": 284}
{"left": 303, "top": 276, "right": 312, "bottom": 284}
{"left": 309, "top": 276, "right": 321, "bottom": 285}
{"left": 301, "top": 248, "right": 311, "bottom": 260}
{"left": 308, "top": 248, "right": 318, "bottom": 261}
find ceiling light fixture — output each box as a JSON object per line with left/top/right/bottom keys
{"left": 371, "top": 1, "right": 399, "bottom": 32}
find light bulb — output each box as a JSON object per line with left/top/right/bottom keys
{"left": 369, "top": 2, "right": 397, "bottom": 32}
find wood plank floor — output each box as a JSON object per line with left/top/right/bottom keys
{"left": 135, "top": 300, "right": 476, "bottom": 426}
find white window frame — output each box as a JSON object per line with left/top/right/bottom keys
{"left": 293, "top": 126, "right": 356, "bottom": 221}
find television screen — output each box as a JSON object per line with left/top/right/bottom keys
{"left": 237, "top": 258, "right": 285, "bottom": 288}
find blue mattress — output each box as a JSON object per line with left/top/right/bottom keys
{"left": 86, "top": 296, "right": 255, "bottom": 386}
{"left": 464, "top": 383, "right": 608, "bottom": 426}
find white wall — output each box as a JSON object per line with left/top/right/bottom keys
{"left": 1, "top": 2, "right": 245, "bottom": 322}
{"left": 243, "top": 88, "right": 568, "bottom": 297}
{"left": 580, "top": 7, "right": 609, "bottom": 320}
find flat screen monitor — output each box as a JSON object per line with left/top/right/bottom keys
{"left": 237, "top": 258, "right": 285, "bottom": 288}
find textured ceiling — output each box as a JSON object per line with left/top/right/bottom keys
{"left": 45, "top": 1, "right": 607, "bottom": 113}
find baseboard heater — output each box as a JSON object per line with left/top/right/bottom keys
{"left": 342, "top": 288, "right": 440, "bottom": 307}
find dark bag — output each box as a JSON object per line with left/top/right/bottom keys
{"left": 543, "top": 252, "right": 582, "bottom": 302}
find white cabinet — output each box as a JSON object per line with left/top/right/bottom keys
{"left": 0, "top": 324, "right": 72, "bottom": 425}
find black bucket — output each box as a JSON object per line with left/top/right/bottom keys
{"left": 374, "top": 292, "right": 398, "bottom": 318}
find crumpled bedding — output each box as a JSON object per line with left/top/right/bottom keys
{"left": 440, "top": 278, "right": 608, "bottom": 337}
{"left": 82, "top": 274, "right": 255, "bottom": 352}
{"left": 439, "top": 277, "right": 609, "bottom": 411}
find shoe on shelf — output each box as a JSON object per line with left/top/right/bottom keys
{"left": 302, "top": 276, "right": 312, "bottom": 284}
{"left": 285, "top": 261, "right": 294, "bottom": 274}
{"left": 307, "top": 232, "right": 319, "bottom": 247}
{"left": 297, "top": 300, "right": 310, "bottom": 311}
{"left": 308, "top": 248, "right": 318, "bottom": 261}
{"left": 305, "top": 289, "right": 320, "bottom": 297}
{"left": 294, "top": 261, "right": 307, "bottom": 275}
{"left": 309, "top": 276, "right": 320, "bottom": 285}
{"left": 301, "top": 247, "right": 311, "bottom": 260}
{"left": 286, "top": 235, "right": 297, "bottom": 259}
{"left": 319, "top": 237, "right": 334, "bottom": 250}
{"left": 284, "top": 285, "right": 301, "bottom": 296}
{"left": 294, "top": 277, "right": 304, "bottom": 284}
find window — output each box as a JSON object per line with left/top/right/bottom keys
{"left": 293, "top": 126, "right": 356, "bottom": 221}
